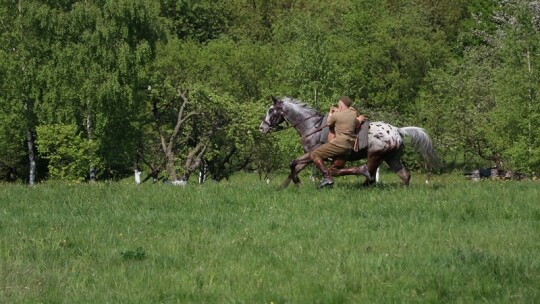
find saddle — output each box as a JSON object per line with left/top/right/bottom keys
{"left": 354, "top": 121, "right": 369, "bottom": 151}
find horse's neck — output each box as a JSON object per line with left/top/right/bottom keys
{"left": 281, "top": 102, "right": 323, "bottom": 151}
{"left": 283, "top": 102, "right": 321, "bottom": 131}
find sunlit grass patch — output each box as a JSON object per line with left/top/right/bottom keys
{"left": 1, "top": 173, "right": 539, "bottom": 302}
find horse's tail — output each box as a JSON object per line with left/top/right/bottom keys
{"left": 398, "top": 127, "right": 439, "bottom": 168}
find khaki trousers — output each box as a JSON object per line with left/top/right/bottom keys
{"left": 310, "top": 142, "right": 350, "bottom": 161}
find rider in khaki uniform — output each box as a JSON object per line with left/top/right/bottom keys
{"left": 311, "top": 96, "right": 370, "bottom": 188}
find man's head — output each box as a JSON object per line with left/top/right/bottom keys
{"left": 339, "top": 96, "right": 353, "bottom": 108}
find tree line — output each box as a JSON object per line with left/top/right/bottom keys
{"left": 1, "top": 0, "right": 539, "bottom": 184}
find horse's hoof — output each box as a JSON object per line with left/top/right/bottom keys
{"left": 358, "top": 165, "right": 371, "bottom": 179}
{"left": 317, "top": 178, "right": 334, "bottom": 189}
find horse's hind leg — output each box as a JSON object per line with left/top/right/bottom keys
{"left": 365, "top": 154, "right": 383, "bottom": 186}
{"left": 329, "top": 159, "right": 370, "bottom": 181}
{"left": 385, "top": 154, "right": 411, "bottom": 186}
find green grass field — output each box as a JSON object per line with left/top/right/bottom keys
{"left": 1, "top": 172, "right": 539, "bottom": 303}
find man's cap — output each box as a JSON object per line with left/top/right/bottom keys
{"left": 339, "top": 96, "right": 353, "bottom": 107}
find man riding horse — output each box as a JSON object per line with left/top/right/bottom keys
{"left": 311, "top": 96, "right": 370, "bottom": 188}
{"left": 259, "top": 96, "right": 437, "bottom": 189}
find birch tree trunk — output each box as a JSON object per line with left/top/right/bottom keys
{"left": 18, "top": 0, "right": 36, "bottom": 185}
{"left": 26, "top": 126, "right": 36, "bottom": 185}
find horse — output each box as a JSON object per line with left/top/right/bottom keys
{"left": 259, "top": 96, "right": 438, "bottom": 188}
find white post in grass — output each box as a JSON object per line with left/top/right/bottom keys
{"left": 375, "top": 167, "right": 380, "bottom": 183}
{"left": 134, "top": 169, "right": 141, "bottom": 185}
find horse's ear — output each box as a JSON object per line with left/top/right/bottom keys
{"left": 271, "top": 95, "right": 279, "bottom": 104}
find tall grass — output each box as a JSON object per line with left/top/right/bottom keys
{"left": 1, "top": 173, "right": 539, "bottom": 303}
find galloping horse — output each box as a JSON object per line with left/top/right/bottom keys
{"left": 259, "top": 96, "right": 437, "bottom": 188}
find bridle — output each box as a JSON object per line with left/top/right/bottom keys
{"left": 261, "top": 102, "right": 322, "bottom": 132}
{"left": 260, "top": 110, "right": 286, "bottom": 131}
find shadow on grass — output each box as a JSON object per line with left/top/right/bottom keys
{"left": 336, "top": 180, "right": 450, "bottom": 192}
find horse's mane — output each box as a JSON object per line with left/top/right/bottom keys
{"left": 281, "top": 97, "right": 321, "bottom": 116}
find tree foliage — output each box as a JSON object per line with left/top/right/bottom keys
{"left": 1, "top": 0, "right": 540, "bottom": 183}
{"left": 419, "top": 0, "right": 540, "bottom": 171}
{"left": 36, "top": 124, "right": 102, "bottom": 181}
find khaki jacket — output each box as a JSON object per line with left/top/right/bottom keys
{"left": 327, "top": 108, "right": 358, "bottom": 149}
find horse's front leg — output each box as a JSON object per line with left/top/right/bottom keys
{"left": 283, "top": 153, "right": 312, "bottom": 187}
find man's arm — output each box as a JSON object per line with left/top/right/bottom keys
{"left": 327, "top": 107, "right": 337, "bottom": 126}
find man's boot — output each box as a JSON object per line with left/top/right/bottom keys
{"left": 313, "top": 158, "right": 334, "bottom": 188}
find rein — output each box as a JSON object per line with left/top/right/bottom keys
{"left": 301, "top": 121, "right": 328, "bottom": 144}
{"left": 279, "top": 110, "right": 328, "bottom": 144}
{"left": 263, "top": 112, "right": 321, "bottom": 132}
{"left": 292, "top": 114, "right": 321, "bottom": 128}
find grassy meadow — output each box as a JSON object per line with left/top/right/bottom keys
{"left": 1, "top": 172, "right": 539, "bottom": 303}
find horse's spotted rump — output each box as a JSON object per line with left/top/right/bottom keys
{"left": 368, "top": 122, "right": 403, "bottom": 151}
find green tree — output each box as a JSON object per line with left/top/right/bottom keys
{"left": 418, "top": 0, "right": 540, "bottom": 173}
{"left": 489, "top": 0, "right": 540, "bottom": 172}
{"left": 36, "top": 124, "right": 101, "bottom": 181}
{"left": 38, "top": 0, "right": 165, "bottom": 180}
{"left": 0, "top": 0, "right": 63, "bottom": 184}
{"left": 273, "top": 13, "right": 338, "bottom": 106}
{"left": 159, "top": 0, "right": 232, "bottom": 43}
{"left": 341, "top": 0, "right": 456, "bottom": 116}
{"left": 0, "top": 45, "right": 26, "bottom": 181}
{"left": 143, "top": 39, "right": 201, "bottom": 182}
{"left": 418, "top": 48, "right": 499, "bottom": 169}
{"left": 143, "top": 38, "right": 264, "bottom": 183}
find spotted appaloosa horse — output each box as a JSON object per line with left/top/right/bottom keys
{"left": 259, "top": 96, "right": 438, "bottom": 188}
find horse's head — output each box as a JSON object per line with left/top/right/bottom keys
{"left": 259, "top": 96, "right": 286, "bottom": 133}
